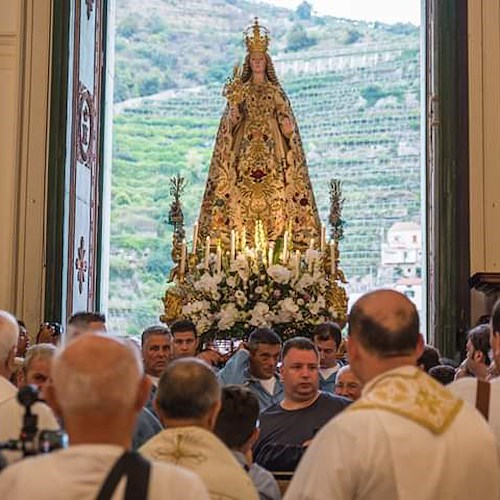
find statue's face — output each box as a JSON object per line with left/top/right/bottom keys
{"left": 249, "top": 52, "right": 266, "bottom": 75}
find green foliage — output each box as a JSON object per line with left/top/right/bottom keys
{"left": 109, "top": 0, "right": 422, "bottom": 335}
{"left": 286, "top": 24, "right": 318, "bottom": 52}
{"left": 296, "top": 1, "right": 313, "bottom": 20}
{"left": 344, "top": 30, "right": 362, "bottom": 45}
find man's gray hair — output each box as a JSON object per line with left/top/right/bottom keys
{"left": 52, "top": 335, "right": 143, "bottom": 414}
{"left": 0, "top": 311, "right": 19, "bottom": 364}
{"left": 23, "top": 343, "right": 57, "bottom": 373}
{"left": 156, "top": 358, "right": 220, "bottom": 419}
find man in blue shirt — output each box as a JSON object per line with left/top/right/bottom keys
{"left": 218, "top": 328, "right": 284, "bottom": 411}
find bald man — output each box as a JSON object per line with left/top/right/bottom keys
{"left": 0, "top": 334, "right": 209, "bottom": 499}
{"left": 141, "top": 358, "right": 258, "bottom": 500}
{"left": 0, "top": 311, "right": 58, "bottom": 465}
{"left": 287, "top": 289, "right": 500, "bottom": 500}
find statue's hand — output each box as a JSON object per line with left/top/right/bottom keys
{"left": 282, "top": 117, "right": 294, "bottom": 136}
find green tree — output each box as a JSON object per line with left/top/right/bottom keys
{"left": 286, "top": 24, "right": 317, "bottom": 52}
{"left": 345, "top": 29, "right": 362, "bottom": 45}
{"left": 296, "top": 1, "right": 313, "bottom": 20}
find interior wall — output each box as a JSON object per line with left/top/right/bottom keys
{"left": 469, "top": 0, "right": 500, "bottom": 320}
{"left": 0, "top": 1, "right": 52, "bottom": 335}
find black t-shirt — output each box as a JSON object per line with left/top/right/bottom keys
{"left": 253, "top": 391, "right": 350, "bottom": 472}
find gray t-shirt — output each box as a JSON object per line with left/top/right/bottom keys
{"left": 253, "top": 391, "right": 350, "bottom": 471}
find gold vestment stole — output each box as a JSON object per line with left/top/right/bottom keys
{"left": 348, "top": 368, "right": 463, "bottom": 434}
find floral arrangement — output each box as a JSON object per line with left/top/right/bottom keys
{"left": 170, "top": 247, "right": 344, "bottom": 342}
{"left": 163, "top": 177, "right": 348, "bottom": 342}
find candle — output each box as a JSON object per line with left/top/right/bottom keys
{"left": 283, "top": 231, "right": 289, "bottom": 262}
{"left": 309, "top": 238, "right": 315, "bottom": 250}
{"left": 241, "top": 226, "right": 246, "bottom": 251}
{"left": 268, "top": 242, "right": 275, "bottom": 266}
{"left": 216, "top": 243, "right": 222, "bottom": 274}
{"left": 320, "top": 224, "right": 326, "bottom": 252}
{"left": 230, "top": 229, "right": 236, "bottom": 262}
{"left": 204, "top": 236, "right": 211, "bottom": 270}
{"left": 330, "top": 240, "right": 336, "bottom": 277}
{"left": 180, "top": 240, "right": 187, "bottom": 278}
{"left": 295, "top": 250, "right": 301, "bottom": 279}
{"left": 192, "top": 222, "right": 198, "bottom": 254}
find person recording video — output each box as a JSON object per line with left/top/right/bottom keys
{"left": 0, "top": 311, "right": 59, "bottom": 465}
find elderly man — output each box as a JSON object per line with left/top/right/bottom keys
{"left": 0, "top": 334, "right": 209, "bottom": 499}
{"left": 286, "top": 290, "right": 500, "bottom": 500}
{"left": 218, "top": 328, "right": 284, "bottom": 410}
{"left": 334, "top": 364, "right": 362, "bottom": 401}
{"left": 253, "top": 337, "right": 350, "bottom": 472}
{"left": 140, "top": 358, "right": 258, "bottom": 500}
{"left": 17, "top": 343, "right": 57, "bottom": 399}
{"left": 142, "top": 325, "right": 172, "bottom": 387}
{"left": 0, "top": 311, "right": 59, "bottom": 464}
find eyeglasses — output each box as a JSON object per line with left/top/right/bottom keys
{"left": 335, "top": 382, "right": 360, "bottom": 390}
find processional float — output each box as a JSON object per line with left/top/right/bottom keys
{"left": 161, "top": 19, "right": 348, "bottom": 342}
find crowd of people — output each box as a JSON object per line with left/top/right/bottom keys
{"left": 0, "top": 289, "right": 500, "bottom": 498}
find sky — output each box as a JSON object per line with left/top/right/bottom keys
{"left": 263, "top": 0, "right": 422, "bottom": 25}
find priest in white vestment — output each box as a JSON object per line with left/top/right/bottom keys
{"left": 448, "top": 375, "right": 500, "bottom": 443}
{"left": 285, "top": 290, "right": 500, "bottom": 500}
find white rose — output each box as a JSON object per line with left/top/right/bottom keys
{"left": 267, "top": 264, "right": 293, "bottom": 285}
{"left": 217, "top": 303, "right": 238, "bottom": 330}
{"left": 249, "top": 302, "right": 271, "bottom": 327}
{"left": 276, "top": 297, "right": 299, "bottom": 322}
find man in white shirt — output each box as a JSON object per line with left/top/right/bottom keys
{"left": 141, "top": 325, "right": 172, "bottom": 387}
{"left": 0, "top": 311, "right": 59, "bottom": 465}
{"left": 448, "top": 298, "right": 500, "bottom": 445}
{"left": 0, "top": 333, "right": 209, "bottom": 499}
{"left": 286, "top": 289, "right": 500, "bottom": 500}
{"left": 140, "top": 358, "right": 259, "bottom": 500}
{"left": 312, "top": 322, "right": 344, "bottom": 392}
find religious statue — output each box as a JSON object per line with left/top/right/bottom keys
{"left": 198, "top": 18, "right": 321, "bottom": 250}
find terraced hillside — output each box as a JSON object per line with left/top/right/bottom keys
{"left": 109, "top": 0, "right": 421, "bottom": 334}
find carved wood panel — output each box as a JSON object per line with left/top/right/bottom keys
{"left": 66, "top": 0, "right": 103, "bottom": 317}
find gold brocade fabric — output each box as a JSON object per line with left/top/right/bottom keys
{"left": 348, "top": 367, "right": 463, "bottom": 434}
{"left": 198, "top": 80, "right": 321, "bottom": 248}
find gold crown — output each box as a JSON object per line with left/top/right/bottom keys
{"left": 244, "top": 18, "right": 270, "bottom": 53}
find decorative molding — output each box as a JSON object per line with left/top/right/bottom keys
{"left": 85, "top": 0, "right": 95, "bottom": 20}
{"left": 0, "top": 33, "right": 18, "bottom": 45}
{"left": 75, "top": 236, "right": 88, "bottom": 294}
{"left": 76, "top": 82, "right": 97, "bottom": 168}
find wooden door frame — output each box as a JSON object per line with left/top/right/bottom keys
{"left": 45, "top": 0, "right": 109, "bottom": 323}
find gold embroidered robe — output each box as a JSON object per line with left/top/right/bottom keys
{"left": 198, "top": 79, "right": 321, "bottom": 249}
{"left": 286, "top": 366, "right": 500, "bottom": 500}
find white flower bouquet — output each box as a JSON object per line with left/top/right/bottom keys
{"left": 171, "top": 249, "right": 345, "bottom": 341}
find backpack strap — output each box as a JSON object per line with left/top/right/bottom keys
{"left": 96, "top": 451, "right": 151, "bottom": 500}
{"left": 475, "top": 379, "right": 491, "bottom": 421}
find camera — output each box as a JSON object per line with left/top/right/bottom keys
{"left": 0, "top": 385, "right": 67, "bottom": 463}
